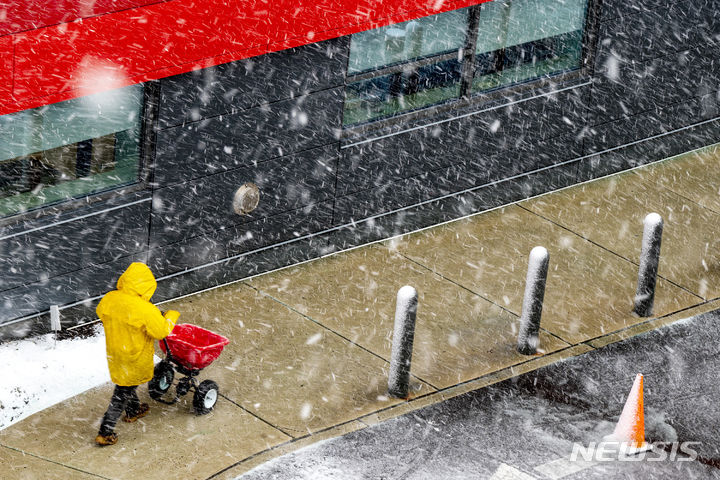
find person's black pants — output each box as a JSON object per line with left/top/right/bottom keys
{"left": 98, "top": 385, "right": 140, "bottom": 436}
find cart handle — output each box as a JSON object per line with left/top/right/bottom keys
{"left": 162, "top": 338, "right": 173, "bottom": 361}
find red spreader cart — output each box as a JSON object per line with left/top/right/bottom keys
{"left": 149, "top": 323, "right": 230, "bottom": 414}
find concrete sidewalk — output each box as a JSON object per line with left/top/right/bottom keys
{"left": 239, "top": 309, "right": 720, "bottom": 479}
{"left": 2, "top": 143, "right": 720, "bottom": 480}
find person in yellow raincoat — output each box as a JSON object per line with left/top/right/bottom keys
{"left": 95, "top": 262, "right": 178, "bottom": 446}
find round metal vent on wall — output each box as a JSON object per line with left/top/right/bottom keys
{"left": 232, "top": 182, "right": 260, "bottom": 215}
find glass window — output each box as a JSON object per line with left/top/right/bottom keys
{"left": 343, "top": 0, "right": 589, "bottom": 127}
{"left": 344, "top": 8, "right": 469, "bottom": 125}
{"left": 473, "top": 0, "right": 587, "bottom": 92}
{"left": 0, "top": 84, "right": 144, "bottom": 217}
{"left": 348, "top": 9, "right": 469, "bottom": 74}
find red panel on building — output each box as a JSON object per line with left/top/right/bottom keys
{"left": 267, "top": 0, "right": 474, "bottom": 50}
{"left": 2, "top": 0, "right": 490, "bottom": 116}
{"left": 0, "top": 0, "right": 168, "bottom": 36}
{"left": 13, "top": 0, "right": 269, "bottom": 100}
{"left": 0, "top": 35, "right": 13, "bottom": 100}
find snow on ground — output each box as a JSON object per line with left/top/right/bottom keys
{"left": 0, "top": 325, "right": 110, "bottom": 430}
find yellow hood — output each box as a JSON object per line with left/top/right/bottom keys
{"left": 97, "top": 262, "right": 172, "bottom": 386}
{"left": 117, "top": 262, "right": 157, "bottom": 301}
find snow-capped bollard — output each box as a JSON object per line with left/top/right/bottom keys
{"left": 633, "top": 213, "right": 663, "bottom": 317}
{"left": 517, "top": 247, "right": 549, "bottom": 355}
{"left": 388, "top": 285, "right": 418, "bottom": 399}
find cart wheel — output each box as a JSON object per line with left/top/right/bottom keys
{"left": 149, "top": 361, "right": 175, "bottom": 400}
{"left": 193, "top": 380, "right": 219, "bottom": 415}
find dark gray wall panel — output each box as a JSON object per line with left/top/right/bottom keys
{"left": 459, "top": 97, "right": 555, "bottom": 148}
{"left": 590, "top": 43, "right": 720, "bottom": 125}
{"left": 458, "top": 86, "right": 588, "bottom": 147}
{"left": 154, "top": 87, "right": 343, "bottom": 187}
{"left": 337, "top": 121, "right": 462, "bottom": 196}
{"left": 153, "top": 236, "right": 330, "bottom": 302}
{"left": 600, "top": 0, "right": 668, "bottom": 22}
{"left": 0, "top": 251, "right": 147, "bottom": 325}
{"left": 259, "top": 37, "right": 349, "bottom": 107}
{"left": 149, "top": 201, "right": 333, "bottom": 277}
{"left": 336, "top": 123, "right": 583, "bottom": 223}
{"left": 1, "top": 312, "right": 57, "bottom": 341}
{"left": 337, "top": 85, "right": 589, "bottom": 197}
{"left": 334, "top": 164, "right": 478, "bottom": 225}
{"left": 0, "top": 201, "right": 150, "bottom": 292}
{"left": 158, "top": 37, "right": 349, "bottom": 129}
{"left": 529, "top": 85, "right": 591, "bottom": 140}
{"left": 159, "top": 59, "right": 257, "bottom": 129}
{"left": 595, "top": 1, "right": 714, "bottom": 72}
{"left": 151, "top": 144, "right": 338, "bottom": 245}
{"left": 328, "top": 160, "right": 580, "bottom": 253}
{"left": 472, "top": 160, "right": 580, "bottom": 210}
{"left": 700, "top": 90, "right": 720, "bottom": 119}
{"left": 326, "top": 189, "right": 483, "bottom": 252}
{"left": 578, "top": 117, "right": 720, "bottom": 182}
{"left": 645, "top": 45, "right": 720, "bottom": 107}
{"left": 453, "top": 127, "right": 582, "bottom": 191}
{"left": 480, "top": 133, "right": 584, "bottom": 183}
{"left": 585, "top": 92, "right": 719, "bottom": 154}
{"left": 0, "top": 189, "right": 150, "bottom": 239}
{"left": 334, "top": 130, "right": 583, "bottom": 226}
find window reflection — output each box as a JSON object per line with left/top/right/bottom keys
{"left": 345, "top": 9, "right": 468, "bottom": 125}
{"left": 0, "top": 84, "right": 144, "bottom": 217}
{"left": 473, "top": 0, "right": 587, "bottom": 92}
{"left": 343, "top": 0, "right": 588, "bottom": 126}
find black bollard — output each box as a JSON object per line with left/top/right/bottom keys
{"left": 517, "top": 247, "right": 549, "bottom": 355}
{"left": 388, "top": 285, "right": 418, "bottom": 398}
{"left": 633, "top": 213, "right": 663, "bottom": 317}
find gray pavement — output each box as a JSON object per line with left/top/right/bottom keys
{"left": 240, "top": 310, "right": 720, "bottom": 479}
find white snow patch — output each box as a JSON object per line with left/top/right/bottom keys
{"left": 300, "top": 403, "right": 313, "bottom": 420}
{"left": 489, "top": 463, "right": 537, "bottom": 479}
{"left": 699, "top": 279, "right": 708, "bottom": 298}
{"left": 0, "top": 325, "right": 111, "bottom": 430}
{"left": 604, "top": 55, "right": 620, "bottom": 82}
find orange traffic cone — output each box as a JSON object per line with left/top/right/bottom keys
{"left": 604, "top": 373, "right": 650, "bottom": 454}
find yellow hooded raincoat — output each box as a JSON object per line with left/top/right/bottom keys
{"left": 97, "top": 263, "right": 174, "bottom": 386}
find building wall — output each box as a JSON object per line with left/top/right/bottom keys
{"left": 2, "top": 0, "right": 720, "bottom": 338}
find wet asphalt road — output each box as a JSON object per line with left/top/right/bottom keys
{"left": 240, "top": 310, "right": 720, "bottom": 479}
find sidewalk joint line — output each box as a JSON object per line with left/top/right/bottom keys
{"left": 538, "top": 326, "right": 570, "bottom": 345}
{"left": 206, "top": 417, "right": 371, "bottom": 479}
{"left": 0, "top": 197, "right": 152, "bottom": 242}
{"left": 668, "top": 189, "right": 720, "bottom": 218}
{"left": 217, "top": 392, "right": 295, "bottom": 438}
{"left": 243, "top": 283, "right": 440, "bottom": 391}
{"left": 0, "top": 443, "right": 113, "bottom": 480}
{"left": 395, "top": 251, "right": 572, "bottom": 345}
{"left": 587, "top": 298, "right": 719, "bottom": 344}
{"left": 517, "top": 204, "right": 705, "bottom": 301}
{"left": 657, "top": 165, "right": 720, "bottom": 212}
{"left": 395, "top": 252, "right": 521, "bottom": 319}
